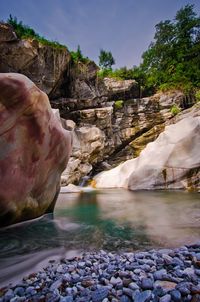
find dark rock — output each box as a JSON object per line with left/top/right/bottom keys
{"left": 123, "top": 288, "right": 134, "bottom": 297}
{"left": 175, "top": 282, "right": 191, "bottom": 296}
{"left": 134, "top": 290, "right": 152, "bottom": 302}
{"left": 160, "top": 294, "right": 171, "bottom": 302}
{"left": 91, "top": 287, "right": 109, "bottom": 302}
{"left": 123, "top": 278, "right": 133, "bottom": 287}
{"left": 0, "top": 28, "right": 70, "bottom": 96}
{"left": 120, "top": 295, "right": 132, "bottom": 302}
{"left": 191, "top": 284, "right": 200, "bottom": 294}
{"left": 141, "top": 278, "right": 154, "bottom": 290}
{"left": 153, "top": 287, "right": 165, "bottom": 297}
{"left": 50, "top": 279, "right": 62, "bottom": 291}
{"left": 128, "top": 282, "right": 139, "bottom": 290}
{"left": 0, "top": 22, "right": 17, "bottom": 42}
{"left": 190, "top": 294, "right": 200, "bottom": 302}
{"left": 170, "top": 289, "right": 182, "bottom": 302}
{"left": 13, "top": 287, "right": 25, "bottom": 297}
{"left": 153, "top": 269, "right": 167, "bottom": 281}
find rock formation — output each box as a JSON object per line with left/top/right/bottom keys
{"left": 60, "top": 91, "right": 191, "bottom": 184}
{"left": 0, "top": 23, "right": 197, "bottom": 187}
{"left": 0, "top": 23, "right": 70, "bottom": 97}
{"left": 103, "top": 77, "right": 139, "bottom": 100}
{"left": 94, "top": 106, "right": 200, "bottom": 191}
{"left": 0, "top": 73, "right": 72, "bottom": 226}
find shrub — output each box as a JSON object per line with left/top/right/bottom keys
{"left": 7, "top": 15, "right": 66, "bottom": 50}
{"left": 170, "top": 104, "right": 181, "bottom": 116}
{"left": 97, "top": 68, "right": 113, "bottom": 78}
{"left": 97, "top": 67, "right": 135, "bottom": 81}
{"left": 70, "top": 45, "right": 89, "bottom": 63}
{"left": 195, "top": 90, "right": 200, "bottom": 102}
{"left": 115, "top": 100, "right": 124, "bottom": 109}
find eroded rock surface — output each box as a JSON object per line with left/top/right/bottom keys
{"left": 0, "top": 23, "right": 70, "bottom": 97}
{"left": 95, "top": 110, "right": 200, "bottom": 191}
{"left": 0, "top": 73, "right": 72, "bottom": 226}
{"left": 103, "top": 77, "right": 139, "bottom": 99}
{"left": 61, "top": 124, "right": 106, "bottom": 185}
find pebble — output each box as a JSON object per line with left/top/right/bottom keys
{"left": 123, "top": 287, "right": 134, "bottom": 297}
{"left": 170, "top": 289, "right": 182, "bottom": 301}
{"left": 110, "top": 276, "right": 122, "bottom": 286}
{"left": 175, "top": 282, "right": 191, "bottom": 296}
{"left": 128, "top": 282, "right": 139, "bottom": 290}
{"left": 154, "top": 269, "right": 167, "bottom": 280}
{"left": 141, "top": 278, "right": 154, "bottom": 290}
{"left": 120, "top": 295, "right": 131, "bottom": 302}
{"left": 1, "top": 243, "right": 200, "bottom": 301}
{"left": 91, "top": 287, "right": 109, "bottom": 302}
{"left": 154, "top": 280, "right": 177, "bottom": 292}
{"left": 13, "top": 287, "right": 25, "bottom": 297}
{"left": 60, "top": 297, "right": 73, "bottom": 302}
{"left": 160, "top": 294, "right": 171, "bottom": 302}
{"left": 134, "top": 290, "right": 152, "bottom": 302}
{"left": 57, "top": 264, "right": 64, "bottom": 273}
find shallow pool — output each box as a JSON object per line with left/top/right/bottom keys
{"left": 0, "top": 189, "right": 200, "bottom": 285}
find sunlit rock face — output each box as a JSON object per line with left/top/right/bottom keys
{"left": 103, "top": 77, "right": 139, "bottom": 100}
{"left": 0, "top": 23, "right": 70, "bottom": 97}
{"left": 95, "top": 116, "right": 200, "bottom": 191}
{"left": 0, "top": 73, "right": 72, "bottom": 227}
{"left": 61, "top": 125, "right": 106, "bottom": 185}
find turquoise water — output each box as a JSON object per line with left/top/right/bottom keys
{"left": 0, "top": 189, "right": 200, "bottom": 285}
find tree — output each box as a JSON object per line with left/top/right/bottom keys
{"left": 140, "top": 4, "right": 200, "bottom": 91}
{"left": 99, "top": 49, "right": 115, "bottom": 69}
{"left": 76, "top": 45, "right": 83, "bottom": 60}
{"left": 70, "top": 45, "right": 89, "bottom": 63}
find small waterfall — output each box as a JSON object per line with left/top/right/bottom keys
{"left": 79, "top": 175, "right": 90, "bottom": 187}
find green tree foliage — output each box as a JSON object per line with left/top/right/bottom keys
{"left": 99, "top": 49, "right": 115, "bottom": 69}
{"left": 98, "top": 66, "right": 133, "bottom": 80}
{"left": 7, "top": 14, "right": 66, "bottom": 49}
{"left": 70, "top": 45, "right": 89, "bottom": 63}
{"left": 141, "top": 5, "right": 200, "bottom": 92}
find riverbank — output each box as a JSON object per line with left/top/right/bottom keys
{"left": 1, "top": 243, "right": 200, "bottom": 302}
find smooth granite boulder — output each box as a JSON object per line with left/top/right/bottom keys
{"left": 95, "top": 116, "right": 200, "bottom": 191}
{"left": 0, "top": 73, "right": 72, "bottom": 227}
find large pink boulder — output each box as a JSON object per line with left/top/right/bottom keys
{"left": 0, "top": 73, "right": 72, "bottom": 227}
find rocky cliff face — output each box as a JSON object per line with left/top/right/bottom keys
{"left": 0, "top": 23, "right": 71, "bottom": 98}
{"left": 60, "top": 90, "right": 192, "bottom": 185}
{"left": 94, "top": 103, "right": 200, "bottom": 191}
{"left": 0, "top": 24, "right": 197, "bottom": 187}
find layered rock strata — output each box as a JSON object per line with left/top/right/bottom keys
{"left": 95, "top": 106, "right": 200, "bottom": 191}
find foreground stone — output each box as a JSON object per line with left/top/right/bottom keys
{"left": 0, "top": 73, "right": 72, "bottom": 226}
{"left": 1, "top": 243, "right": 200, "bottom": 301}
{"left": 94, "top": 115, "right": 200, "bottom": 191}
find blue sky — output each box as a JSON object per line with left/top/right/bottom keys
{"left": 1, "top": 0, "right": 200, "bottom": 68}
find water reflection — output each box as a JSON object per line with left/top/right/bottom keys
{"left": 55, "top": 191, "right": 152, "bottom": 251}
{"left": 0, "top": 189, "right": 200, "bottom": 286}
{"left": 56, "top": 189, "right": 200, "bottom": 250}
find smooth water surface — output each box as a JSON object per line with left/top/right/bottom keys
{"left": 0, "top": 189, "right": 200, "bottom": 285}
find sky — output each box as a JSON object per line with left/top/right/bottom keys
{"left": 0, "top": 0, "right": 200, "bottom": 68}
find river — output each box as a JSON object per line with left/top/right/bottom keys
{"left": 0, "top": 189, "right": 200, "bottom": 286}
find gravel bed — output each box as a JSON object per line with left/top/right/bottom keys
{"left": 1, "top": 243, "right": 200, "bottom": 302}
